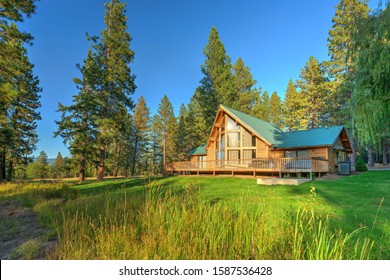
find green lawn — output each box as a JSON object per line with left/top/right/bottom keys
{"left": 1, "top": 171, "right": 389, "bottom": 259}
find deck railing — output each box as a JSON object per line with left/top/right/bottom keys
{"left": 166, "top": 158, "right": 329, "bottom": 173}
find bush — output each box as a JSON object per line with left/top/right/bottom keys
{"left": 355, "top": 156, "right": 368, "bottom": 172}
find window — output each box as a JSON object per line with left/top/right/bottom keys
{"left": 284, "top": 149, "right": 308, "bottom": 158}
{"left": 298, "top": 150, "right": 308, "bottom": 158}
{"left": 227, "top": 116, "right": 240, "bottom": 130}
{"left": 228, "top": 132, "right": 240, "bottom": 147}
{"left": 221, "top": 134, "right": 225, "bottom": 149}
{"left": 285, "top": 150, "right": 297, "bottom": 158}
{"left": 243, "top": 149, "right": 256, "bottom": 159}
{"left": 242, "top": 129, "right": 256, "bottom": 148}
{"left": 228, "top": 150, "right": 240, "bottom": 160}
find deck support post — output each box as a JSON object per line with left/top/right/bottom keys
{"left": 197, "top": 171, "right": 199, "bottom": 176}
{"left": 232, "top": 171, "right": 234, "bottom": 177}
{"left": 253, "top": 171, "right": 255, "bottom": 177}
{"left": 213, "top": 170, "right": 215, "bottom": 176}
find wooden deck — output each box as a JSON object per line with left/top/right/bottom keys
{"left": 166, "top": 158, "right": 329, "bottom": 176}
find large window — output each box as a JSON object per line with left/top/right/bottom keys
{"left": 214, "top": 115, "right": 257, "bottom": 161}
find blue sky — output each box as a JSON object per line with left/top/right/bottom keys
{"left": 22, "top": 0, "right": 380, "bottom": 158}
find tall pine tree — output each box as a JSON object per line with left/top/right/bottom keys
{"left": 232, "top": 57, "right": 259, "bottom": 114}
{"left": 284, "top": 79, "right": 306, "bottom": 131}
{"left": 55, "top": 49, "right": 100, "bottom": 182}
{"left": 0, "top": 0, "right": 41, "bottom": 181}
{"left": 131, "top": 96, "right": 150, "bottom": 176}
{"left": 296, "top": 56, "right": 329, "bottom": 129}
{"left": 269, "top": 91, "right": 284, "bottom": 129}
{"left": 94, "top": 0, "right": 136, "bottom": 180}
{"left": 155, "top": 95, "right": 177, "bottom": 175}
{"left": 193, "top": 27, "right": 235, "bottom": 129}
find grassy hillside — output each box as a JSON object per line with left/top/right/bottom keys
{"left": 0, "top": 171, "right": 389, "bottom": 259}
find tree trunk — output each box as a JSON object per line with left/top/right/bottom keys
{"left": 383, "top": 141, "right": 388, "bottom": 166}
{"left": 79, "top": 155, "right": 86, "bottom": 183}
{"left": 7, "top": 158, "right": 13, "bottom": 181}
{"left": 97, "top": 146, "right": 104, "bottom": 181}
{"left": 131, "top": 136, "right": 138, "bottom": 176}
{"left": 350, "top": 136, "right": 357, "bottom": 171}
{"left": 0, "top": 150, "right": 6, "bottom": 181}
{"left": 367, "top": 144, "right": 374, "bottom": 167}
{"left": 163, "top": 138, "right": 166, "bottom": 177}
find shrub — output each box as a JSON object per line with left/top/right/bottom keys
{"left": 355, "top": 156, "right": 368, "bottom": 172}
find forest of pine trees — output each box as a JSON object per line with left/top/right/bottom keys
{"left": 0, "top": 0, "right": 388, "bottom": 181}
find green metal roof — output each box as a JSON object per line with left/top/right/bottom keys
{"left": 222, "top": 105, "right": 283, "bottom": 145}
{"left": 188, "top": 143, "right": 207, "bottom": 155}
{"left": 276, "top": 126, "right": 344, "bottom": 149}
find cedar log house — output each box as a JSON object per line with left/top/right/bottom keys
{"left": 166, "top": 105, "right": 352, "bottom": 177}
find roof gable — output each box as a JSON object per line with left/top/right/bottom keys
{"left": 222, "top": 105, "right": 282, "bottom": 146}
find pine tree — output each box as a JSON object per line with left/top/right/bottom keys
{"left": 35, "top": 150, "right": 50, "bottom": 178}
{"left": 284, "top": 79, "right": 306, "bottom": 131}
{"left": 176, "top": 103, "right": 191, "bottom": 160}
{"left": 186, "top": 95, "right": 209, "bottom": 147}
{"left": 296, "top": 56, "right": 329, "bottom": 129}
{"left": 326, "top": 0, "right": 370, "bottom": 168}
{"left": 94, "top": 0, "right": 136, "bottom": 180}
{"left": 0, "top": 0, "right": 41, "bottom": 181}
{"left": 131, "top": 96, "right": 150, "bottom": 176}
{"left": 149, "top": 114, "right": 163, "bottom": 175}
{"left": 155, "top": 95, "right": 177, "bottom": 175}
{"left": 232, "top": 57, "right": 258, "bottom": 114}
{"left": 327, "top": 0, "right": 370, "bottom": 125}
{"left": 55, "top": 49, "right": 100, "bottom": 183}
{"left": 193, "top": 27, "right": 235, "bottom": 129}
{"left": 269, "top": 91, "right": 284, "bottom": 129}
{"left": 53, "top": 152, "right": 65, "bottom": 178}
{"left": 254, "top": 90, "right": 270, "bottom": 122}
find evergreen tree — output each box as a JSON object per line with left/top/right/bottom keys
{"left": 55, "top": 0, "right": 136, "bottom": 181}
{"left": 193, "top": 27, "right": 235, "bottom": 129}
{"left": 231, "top": 57, "right": 258, "bottom": 114}
{"left": 53, "top": 152, "right": 65, "bottom": 178}
{"left": 149, "top": 114, "right": 163, "bottom": 175}
{"left": 296, "top": 56, "right": 329, "bottom": 129}
{"left": 55, "top": 49, "right": 100, "bottom": 183}
{"left": 269, "top": 91, "right": 284, "bottom": 129}
{"left": 131, "top": 96, "right": 150, "bottom": 176}
{"left": 93, "top": 0, "right": 136, "bottom": 180}
{"left": 0, "top": 0, "right": 41, "bottom": 181}
{"left": 254, "top": 90, "right": 270, "bottom": 122}
{"left": 155, "top": 95, "right": 177, "bottom": 175}
{"left": 326, "top": 0, "right": 370, "bottom": 125}
{"left": 284, "top": 79, "right": 306, "bottom": 131}
{"left": 326, "top": 0, "right": 370, "bottom": 168}
{"left": 186, "top": 95, "right": 209, "bottom": 147}
{"left": 28, "top": 150, "right": 50, "bottom": 179}
{"left": 176, "top": 103, "right": 191, "bottom": 160}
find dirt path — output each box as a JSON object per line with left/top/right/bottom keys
{"left": 0, "top": 200, "right": 55, "bottom": 259}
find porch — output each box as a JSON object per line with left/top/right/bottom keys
{"left": 166, "top": 158, "right": 329, "bottom": 177}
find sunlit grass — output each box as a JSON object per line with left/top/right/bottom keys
{"left": 0, "top": 171, "right": 389, "bottom": 259}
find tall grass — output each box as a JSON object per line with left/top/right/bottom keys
{"left": 49, "top": 182, "right": 374, "bottom": 260}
